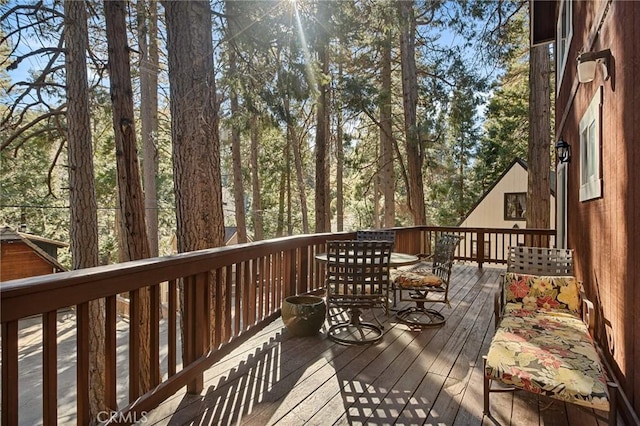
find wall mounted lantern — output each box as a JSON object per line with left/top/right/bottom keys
{"left": 577, "top": 49, "right": 611, "bottom": 83}
{"left": 556, "top": 139, "right": 571, "bottom": 164}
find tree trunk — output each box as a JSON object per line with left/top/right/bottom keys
{"left": 164, "top": 0, "right": 225, "bottom": 367}
{"left": 380, "top": 24, "right": 395, "bottom": 228}
{"left": 276, "top": 168, "right": 286, "bottom": 237}
{"left": 373, "top": 170, "right": 381, "bottom": 228}
{"left": 287, "top": 144, "right": 293, "bottom": 236}
{"left": 64, "top": 1, "right": 106, "bottom": 422}
{"left": 285, "top": 96, "right": 310, "bottom": 234}
{"left": 335, "top": 63, "right": 344, "bottom": 232}
{"left": 226, "top": 1, "right": 247, "bottom": 244}
{"left": 314, "top": 1, "right": 331, "bottom": 233}
{"left": 250, "top": 114, "right": 264, "bottom": 240}
{"left": 527, "top": 44, "right": 551, "bottom": 234}
{"left": 397, "top": 0, "right": 426, "bottom": 225}
{"left": 137, "top": 0, "right": 160, "bottom": 257}
{"left": 164, "top": 1, "right": 224, "bottom": 252}
{"left": 104, "top": 0, "right": 153, "bottom": 395}
{"left": 229, "top": 87, "right": 248, "bottom": 243}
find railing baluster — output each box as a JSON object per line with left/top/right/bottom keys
{"left": 273, "top": 253, "right": 281, "bottom": 310}
{"left": 150, "top": 284, "right": 160, "bottom": 387}
{"left": 300, "top": 246, "right": 309, "bottom": 294}
{"left": 234, "top": 263, "right": 242, "bottom": 334}
{"left": 184, "top": 274, "right": 204, "bottom": 393}
{"left": 214, "top": 268, "right": 223, "bottom": 347}
{"left": 224, "top": 265, "right": 232, "bottom": 340}
{"left": 198, "top": 272, "right": 210, "bottom": 355}
{"left": 129, "top": 289, "right": 141, "bottom": 401}
{"left": 256, "top": 257, "right": 262, "bottom": 319}
{"left": 168, "top": 280, "right": 177, "bottom": 378}
{"left": 76, "top": 302, "right": 90, "bottom": 425}
{"left": 43, "top": 310, "right": 57, "bottom": 425}
{"left": 242, "top": 260, "right": 250, "bottom": 331}
{"left": 105, "top": 295, "right": 117, "bottom": 410}
{"left": 478, "top": 230, "right": 485, "bottom": 268}
{"left": 284, "top": 249, "right": 293, "bottom": 298}
{"left": 247, "top": 261, "right": 255, "bottom": 326}
{"left": 2, "top": 320, "right": 19, "bottom": 425}
{"left": 266, "top": 254, "right": 273, "bottom": 314}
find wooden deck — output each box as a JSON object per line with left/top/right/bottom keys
{"left": 142, "top": 264, "right": 616, "bottom": 426}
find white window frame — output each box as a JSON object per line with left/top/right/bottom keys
{"left": 579, "top": 87, "right": 602, "bottom": 201}
{"left": 556, "top": 0, "right": 573, "bottom": 95}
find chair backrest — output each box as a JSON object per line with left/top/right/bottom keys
{"left": 355, "top": 230, "right": 396, "bottom": 250}
{"left": 431, "top": 234, "right": 462, "bottom": 283}
{"left": 326, "top": 240, "right": 393, "bottom": 299}
{"left": 506, "top": 246, "right": 574, "bottom": 276}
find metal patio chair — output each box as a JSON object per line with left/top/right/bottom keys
{"left": 391, "top": 234, "right": 461, "bottom": 327}
{"left": 325, "top": 240, "right": 393, "bottom": 344}
{"left": 355, "top": 229, "right": 396, "bottom": 249}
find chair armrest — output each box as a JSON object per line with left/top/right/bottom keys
{"left": 493, "top": 273, "right": 507, "bottom": 330}
{"left": 583, "top": 298, "right": 595, "bottom": 336}
{"left": 494, "top": 291, "right": 503, "bottom": 330}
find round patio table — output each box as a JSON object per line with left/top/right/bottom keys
{"left": 314, "top": 251, "right": 419, "bottom": 267}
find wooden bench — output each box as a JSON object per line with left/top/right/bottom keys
{"left": 483, "top": 247, "right": 618, "bottom": 425}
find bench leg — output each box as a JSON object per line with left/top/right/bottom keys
{"left": 483, "top": 356, "right": 490, "bottom": 416}
{"left": 607, "top": 382, "right": 618, "bottom": 426}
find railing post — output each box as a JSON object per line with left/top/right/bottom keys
{"left": 184, "top": 273, "right": 207, "bottom": 394}
{"left": 477, "top": 231, "right": 485, "bottom": 269}
{"left": 284, "top": 249, "right": 295, "bottom": 297}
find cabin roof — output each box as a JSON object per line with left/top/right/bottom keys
{"left": 458, "top": 158, "right": 556, "bottom": 225}
{"left": 0, "top": 227, "right": 67, "bottom": 272}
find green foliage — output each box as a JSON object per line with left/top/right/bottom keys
{"left": 0, "top": 121, "right": 72, "bottom": 265}
{"left": 473, "top": 10, "right": 529, "bottom": 194}
{"left": 0, "top": 0, "right": 540, "bottom": 268}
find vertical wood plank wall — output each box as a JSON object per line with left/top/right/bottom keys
{"left": 556, "top": 0, "right": 640, "bottom": 418}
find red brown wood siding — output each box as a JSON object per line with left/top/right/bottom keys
{"left": 556, "top": 0, "right": 640, "bottom": 419}
{"left": 0, "top": 242, "right": 56, "bottom": 282}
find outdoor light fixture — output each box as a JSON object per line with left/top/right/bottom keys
{"left": 556, "top": 139, "right": 571, "bottom": 164}
{"left": 577, "top": 49, "right": 611, "bottom": 83}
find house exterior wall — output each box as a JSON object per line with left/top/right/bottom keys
{"left": 460, "top": 163, "right": 556, "bottom": 229}
{"left": 0, "top": 242, "right": 57, "bottom": 282}
{"left": 556, "top": 0, "right": 640, "bottom": 416}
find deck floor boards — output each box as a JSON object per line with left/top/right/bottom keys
{"left": 143, "top": 264, "right": 622, "bottom": 426}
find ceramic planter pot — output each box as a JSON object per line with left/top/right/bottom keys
{"left": 281, "top": 295, "right": 326, "bottom": 337}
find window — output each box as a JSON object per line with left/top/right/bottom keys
{"left": 505, "top": 193, "right": 527, "bottom": 220}
{"left": 556, "top": 0, "right": 573, "bottom": 94}
{"left": 579, "top": 87, "right": 602, "bottom": 201}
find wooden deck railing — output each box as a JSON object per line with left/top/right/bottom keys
{"left": 0, "top": 226, "right": 554, "bottom": 425}
{"left": 393, "top": 226, "right": 556, "bottom": 267}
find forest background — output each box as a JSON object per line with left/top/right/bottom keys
{"left": 1, "top": 0, "right": 545, "bottom": 270}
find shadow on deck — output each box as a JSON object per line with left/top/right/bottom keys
{"left": 142, "top": 264, "right": 615, "bottom": 426}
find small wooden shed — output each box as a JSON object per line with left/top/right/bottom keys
{"left": 0, "top": 227, "right": 68, "bottom": 282}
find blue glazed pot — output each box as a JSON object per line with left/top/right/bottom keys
{"left": 281, "top": 295, "right": 326, "bottom": 337}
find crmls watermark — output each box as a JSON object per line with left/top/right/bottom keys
{"left": 96, "top": 410, "right": 148, "bottom": 423}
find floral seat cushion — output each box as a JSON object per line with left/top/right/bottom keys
{"left": 391, "top": 269, "right": 443, "bottom": 288}
{"left": 503, "top": 273, "right": 582, "bottom": 316}
{"left": 485, "top": 308, "right": 610, "bottom": 410}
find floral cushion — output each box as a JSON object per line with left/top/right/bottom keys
{"left": 503, "top": 273, "right": 581, "bottom": 316}
{"left": 391, "top": 269, "right": 443, "bottom": 288}
{"left": 486, "top": 308, "right": 610, "bottom": 410}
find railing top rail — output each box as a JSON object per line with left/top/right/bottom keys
{"left": 1, "top": 226, "right": 555, "bottom": 323}
{"left": 1, "top": 232, "right": 352, "bottom": 322}
{"left": 391, "top": 225, "right": 555, "bottom": 235}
